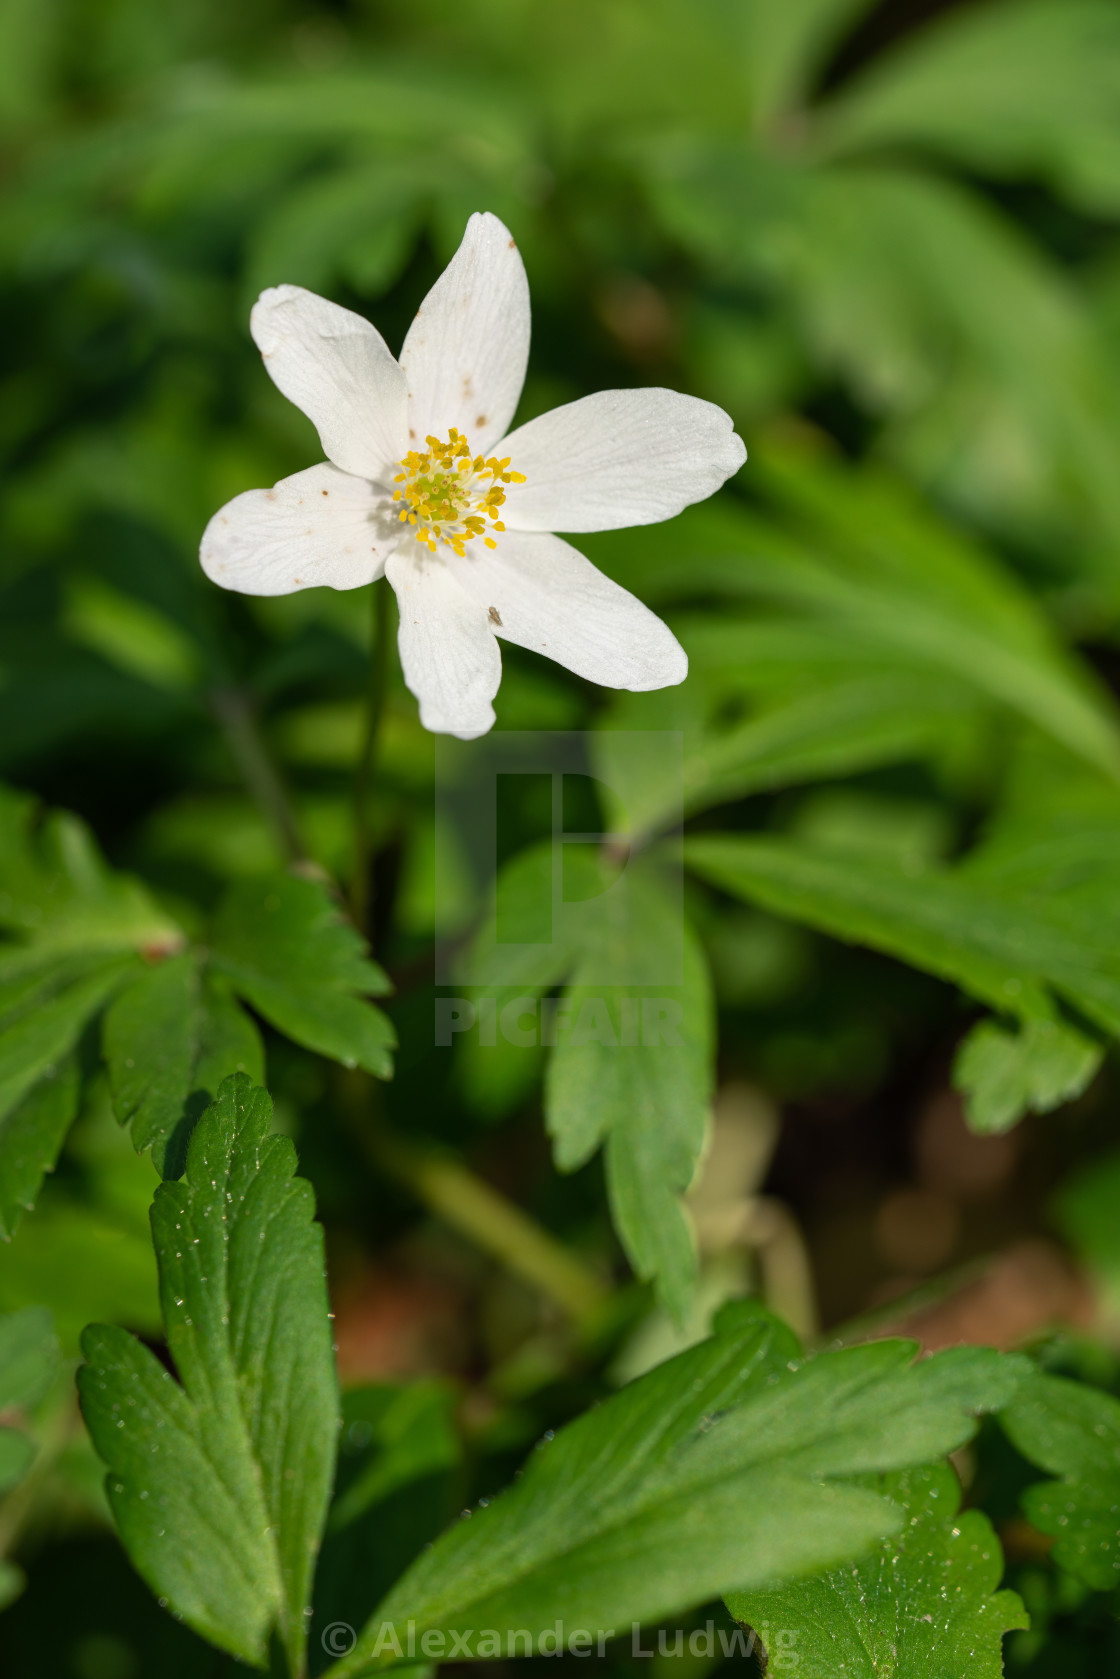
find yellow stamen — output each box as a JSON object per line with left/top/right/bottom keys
{"left": 393, "top": 429, "right": 524, "bottom": 557}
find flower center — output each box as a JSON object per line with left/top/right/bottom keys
{"left": 392, "top": 429, "right": 525, "bottom": 557}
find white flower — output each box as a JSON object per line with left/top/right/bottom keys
{"left": 200, "top": 212, "right": 746, "bottom": 738}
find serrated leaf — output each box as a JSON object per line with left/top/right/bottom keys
{"left": 1001, "top": 1371, "right": 1120, "bottom": 1592}
{"left": 461, "top": 845, "right": 709, "bottom": 1316}
{"left": 596, "top": 664, "right": 979, "bottom": 839}
{"left": 331, "top": 1307, "right": 1025, "bottom": 1675}
{"left": 685, "top": 834, "right": 1120, "bottom": 1041}
{"left": 685, "top": 836, "right": 1042, "bottom": 1015}
{"left": 103, "top": 953, "right": 264, "bottom": 1176}
{"left": 0, "top": 785, "right": 188, "bottom": 1219}
{"left": 0, "top": 947, "right": 117, "bottom": 1024}
{"left": 0, "top": 785, "right": 182, "bottom": 960}
{"left": 953, "top": 1015, "right": 1102, "bottom": 1135}
{"left": 726, "top": 1462, "right": 1027, "bottom": 1678}
{"left": 457, "top": 840, "right": 584, "bottom": 993}
{"left": 0, "top": 960, "right": 131, "bottom": 1128}
{"left": 588, "top": 435, "right": 1120, "bottom": 781}
{"left": 546, "top": 861, "right": 711, "bottom": 1322}
{"left": 457, "top": 834, "right": 711, "bottom": 1313}
{"left": 78, "top": 1074, "right": 339, "bottom": 1672}
{"left": 210, "top": 875, "right": 395, "bottom": 1079}
{"left": 0, "top": 1053, "right": 80, "bottom": 1238}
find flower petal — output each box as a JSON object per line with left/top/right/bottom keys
{"left": 445, "top": 529, "right": 687, "bottom": 691}
{"left": 399, "top": 212, "right": 530, "bottom": 456}
{"left": 499, "top": 388, "right": 746, "bottom": 532}
{"left": 386, "top": 548, "right": 501, "bottom": 738}
{"left": 200, "top": 463, "right": 398, "bottom": 596}
{"left": 250, "top": 285, "right": 408, "bottom": 480}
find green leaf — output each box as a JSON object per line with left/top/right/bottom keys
{"left": 210, "top": 874, "right": 395, "bottom": 1079}
{"left": 0, "top": 1197, "right": 160, "bottom": 1355}
{"left": 0, "top": 960, "right": 131, "bottom": 1131}
{"left": 684, "top": 834, "right": 1120, "bottom": 1039}
{"left": 245, "top": 164, "right": 423, "bottom": 302}
{"left": 640, "top": 130, "right": 1120, "bottom": 561}
{"left": 0, "top": 1306, "right": 58, "bottom": 1498}
{"left": 953, "top": 1015, "right": 1102, "bottom": 1135}
{"left": 458, "top": 840, "right": 599, "bottom": 993}
{"left": 461, "top": 846, "right": 711, "bottom": 1315}
{"left": 329, "top": 1382, "right": 461, "bottom": 1536}
{"left": 742, "top": 0, "right": 876, "bottom": 129}
{"left": 749, "top": 436, "right": 1120, "bottom": 777}
{"left": 316, "top": 1381, "right": 464, "bottom": 1649}
{"left": 781, "top": 170, "right": 1120, "bottom": 556}
{"left": 331, "top": 1307, "right": 1025, "bottom": 1675}
{"left": 0, "top": 785, "right": 188, "bottom": 1220}
{"left": 0, "top": 785, "right": 182, "bottom": 960}
{"left": 726, "top": 1462, "right": 1027, "bottom": 1677}
{"left": 546, "top": 860, "right": 712, "bottom": 1321}
{"left": 685, "top": 836, "right": 1036, "bottom": 1014}
{"left": 0, "top": 1304, "right": 59, "bottom": 1411}
{"left": 0, "top": 1053, "right": 80, "bottom": 1238}
{"left": 1001, "top": 1371, "right": 1120, "bottom": 1592}
{"left": 597, "top": 664, "right": 979, "bottom": 839}
{"left": 103, "top": 953, "right": 264, "bottom": 1176}
{"left": 820, "top": 0, "right": 1120, "bottom": 218}
{"left": 78, "top": 1074, "right": 339, "bottom": 1672}
{"left": 62, "top": 575, "right": 202, "bottom": 693}
{"left": 588, "top": 434, "right": 1120, "bottom": 781}
{"left": 0, "top": 1427, "right": 33, "bottom": 1494}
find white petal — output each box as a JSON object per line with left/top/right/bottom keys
{"left": 399, "top": 212, "right": 530, "bottom": 456}
{"left": 386, "top": 547, "right": 501, "bottom": 738}
{"left": 499, "top": 388, "right": 746, "bottom": 532}
{"left": 200, "top": 463, "right": 399, "bottom": 596}
{"left": 446, "top": 529, "right": 687, "bottom": 691}
{"left": 250, "top": 285, "right": 408, "bottom": 480}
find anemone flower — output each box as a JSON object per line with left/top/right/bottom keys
{"left": 201, "top": 213, "right": 746, "bottom": 737}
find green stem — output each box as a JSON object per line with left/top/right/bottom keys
{"left": 347, "top": 1086, "right": 608, "bottom": 1328}
{"left": 350, "top": 581, "right": 391, "bottom": 941}
{"left": 211, "top": 686, "right": 307, "bottom": 866}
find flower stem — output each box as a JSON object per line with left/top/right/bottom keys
{"left": 350, "top": 580, "right": 391, "bottom": 941}
{"left": 346, "top": 1081, "right": 608, "bottom": 1328}
{"left": 211, "top": 685, "right": 307, "bottom": 866}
